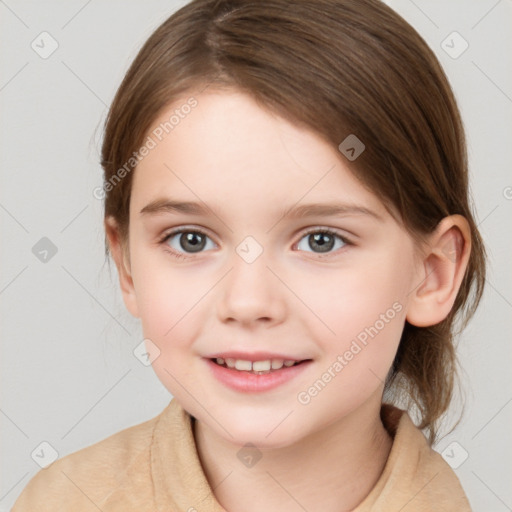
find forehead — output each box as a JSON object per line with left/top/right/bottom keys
{"left": 131, "top": 90, "right": 389, "bottom": 222}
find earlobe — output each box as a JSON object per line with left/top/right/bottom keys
{"left": 406, "top": 215, "right": 471, "bottom": 327}
{"left": 104, "top": 217, "right": 140, "bottom": 318}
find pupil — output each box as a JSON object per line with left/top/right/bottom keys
{"left": 311, "top": 233, "right": 333, "bottom": 253}
{"left": 181, "top": 232, "right": 205, "bottom": 253}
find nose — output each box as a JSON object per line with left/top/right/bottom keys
{"left": 216, "top": 250, "right": 287, "bottom": 328}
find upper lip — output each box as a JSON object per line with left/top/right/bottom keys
{"left": 206, "top": 351, "right": 311, "bottom": 362}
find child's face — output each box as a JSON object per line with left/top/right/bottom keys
{"left": 122, "top": 89, "right": 422, "bottom": 447}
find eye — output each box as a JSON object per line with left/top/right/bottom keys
{"left": 160, "top": 228, "right": 216, "bottom": 259}
{"left": 295, "top": 228, "right": 351, "bottom": 256}
{"left": 159, "top": 227, "right": 352, "bottom": 261}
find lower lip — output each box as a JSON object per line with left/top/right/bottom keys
{"left": 205, "top": 358, "right": 312, "bottom": 393}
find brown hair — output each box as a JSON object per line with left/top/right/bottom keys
{"left": 100, "top": 0, "right": 486, "bottom": 444}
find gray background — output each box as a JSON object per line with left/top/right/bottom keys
{"left": 1, "top": 1, "right": 511, "bottom": 510}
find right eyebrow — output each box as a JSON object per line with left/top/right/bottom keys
{"left": 140, "top": 199, "right": 211, "bottom": 216}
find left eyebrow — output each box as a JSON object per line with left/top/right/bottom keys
{"left": 139, "top": 198, "right": 383, "bottom": 222}
{"left": 279, "top": 202, "right": 383, "bottom": 222}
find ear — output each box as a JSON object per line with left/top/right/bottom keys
{"left": 406, "top": 214, "right": 471, "bottom": 327}
{"left": 105, "top": 216, "right": 140, "bottom": 318}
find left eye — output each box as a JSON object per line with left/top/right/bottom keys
{"left": 295, "top": 229, "right": 349, "bottom": 255}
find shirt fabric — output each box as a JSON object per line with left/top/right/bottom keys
{"left": 12, "top": 398, "right": 472, "bottom": 511}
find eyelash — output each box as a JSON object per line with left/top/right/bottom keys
{"left": 158, "top": 227, "right": 353, "bottom": 261}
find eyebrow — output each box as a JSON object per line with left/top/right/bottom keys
{"left": 139, "top": 198, "right": 383, "bottom": 221}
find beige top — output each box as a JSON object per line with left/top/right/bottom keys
{"left": 12, "top": 398, "right": 472, "bottom": 511}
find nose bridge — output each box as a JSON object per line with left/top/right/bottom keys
{"left": 217, "top": 235, "right": 285, "bottom": 325}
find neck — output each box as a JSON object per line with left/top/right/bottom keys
{"left": 193, "top": 392, "right": 393, "bottom": 512}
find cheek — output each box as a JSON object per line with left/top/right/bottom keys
{"left": 309, "top": 260, "right": 410, "bottom": 335}
{"left": 131, "top": 258, "right": 204, "bottom": 397}
{"left": 305, "top": 249, "right": 413, "bottom": 375}
{"left": 129, "top": 248, "right": 201, "bottom": 347}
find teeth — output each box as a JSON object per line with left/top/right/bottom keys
{"left": 271, "top": 360, "right": 284, "bottom": 370}
{"left": 225, "top": 358, "right": 236, "bottom": 368}
{"left": 215, "top": 358, "right": 299, "bottom": 372}
{"left": 235, "top": 360, "right": 252, "bottom": 371}
{"left": 253, "top": 360, "right": 271, "bottom": 371}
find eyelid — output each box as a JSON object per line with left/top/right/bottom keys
{"left": 298, "top": 227, "right": 353, "bottom": 244}
{"left": 158, "top": 225, "right": 216, "bottom": 244}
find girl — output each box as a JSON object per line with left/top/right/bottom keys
{"left": 13, "top": 0, "right": 486, "bottom": 510}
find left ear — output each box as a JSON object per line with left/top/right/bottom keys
{"left": 406, "top": 214, "right": 472, "bottom": 327}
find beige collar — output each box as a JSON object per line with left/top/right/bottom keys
{"left": 150, "top": 399, "right": 467, "bottom": 511}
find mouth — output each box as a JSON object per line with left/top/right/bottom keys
{"left": 206, "top": 356, "right": 313, "bottom": 393}
{"left": 209, "top": 357, "right": 311, "bottom": 375}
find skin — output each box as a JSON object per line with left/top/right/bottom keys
{"left": 106, "top": 89, "right": 471, "bottom": 512}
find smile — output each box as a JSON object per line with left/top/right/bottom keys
{"left": 212, "top": 357, "right": 303, "bottom": 374}
{"left": 206, "top": 358, "right": 312, "bottom": 393}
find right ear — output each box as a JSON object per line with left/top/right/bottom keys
{"left": 104, "top": 216, "right": 139, "bottom": 318}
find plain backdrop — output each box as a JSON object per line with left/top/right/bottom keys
{"left": 1, "top": 1, "right": 511, "bottom": 510}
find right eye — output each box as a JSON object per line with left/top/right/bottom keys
{"left": 160, "top": 228, "right": 217, "bottom": 260}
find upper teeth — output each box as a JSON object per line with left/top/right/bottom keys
{"left": 216, "top": 358, "right": 297, "bottom": 371}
